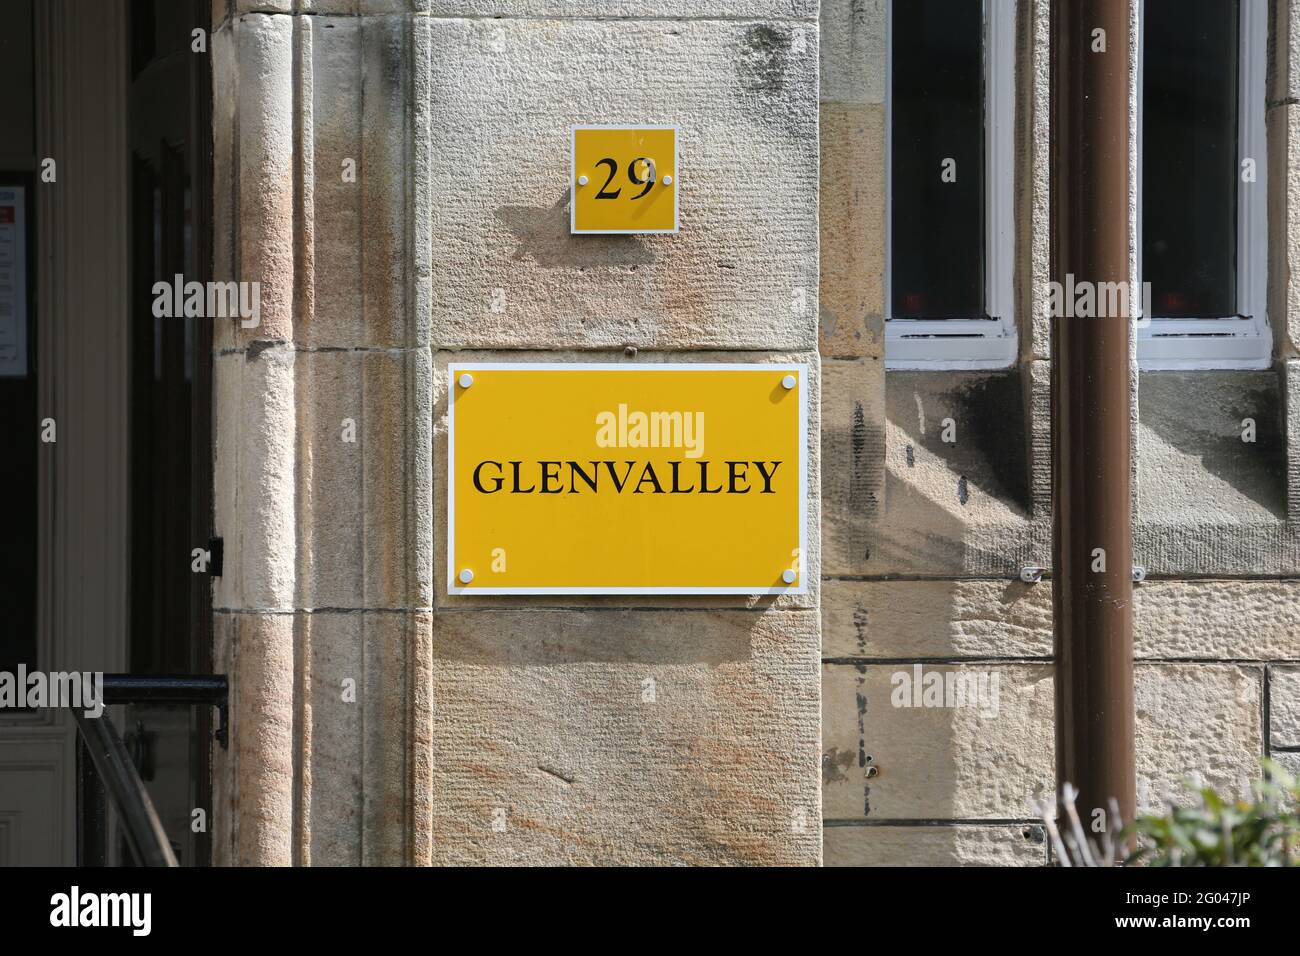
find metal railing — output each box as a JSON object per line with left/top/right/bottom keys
{"left": 73, "top": 674, "right": 228, "bottom": 867}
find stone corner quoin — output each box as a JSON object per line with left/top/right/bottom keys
{"left": 210, "top": 0, "right": 825, "bottom": 866}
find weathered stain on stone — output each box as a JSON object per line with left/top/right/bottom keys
{"left": 737, "top": 24, "right": 791, "bottom": 94}
{"left": 851, "top": 401, "right": 867, "bottom": 456}
{"left": 847, "top": 400, "right": 881, "bottom": 519}
{"left": 851, "top": 603, "right": 868, "bottom": 655}
{"left": 822, "top": 747, "right": 854, "bottom": 785}
{"left": 855, "top": 674, "right": 870, "bottom": 816}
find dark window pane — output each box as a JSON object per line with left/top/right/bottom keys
{"left": 0, "top": 0, "right": 37, "bottom": 676}
{"left": 1143, "top": 0, "right": 1238, "bottom": 318}
{"left": 891, "top": 0, "right": 985, "bottom": 319}
{"left": 0, "top": 178, "right": 36, "bottom": 678}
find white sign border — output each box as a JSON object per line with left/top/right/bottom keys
{"left": 570, "top": 125, "right": 680, "bottom": 235}
{"left": 447, "top": 362, "right": 808, "bottom": 596}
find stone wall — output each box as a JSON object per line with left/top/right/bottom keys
{"left": 207, "top": 0, "right": 1300, "bottom": 867}
{"left": 820, "top": 0, "right": 1300, "bottom": 866}
{"left": 210, "top": 0, "right": 822, "bottom": 864}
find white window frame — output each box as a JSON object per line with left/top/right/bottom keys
{"left": 885, "top": 0, "right": 1018, "bottom": 370}
{"left": 1137, "top": 0, "right": 1270, "bottom": 370}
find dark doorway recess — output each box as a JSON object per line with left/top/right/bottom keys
{"left": 0, "top": 0, "right": 38, "bottom": 683}
{"left": 126, "top": 0, "right": 214, "bottom": 867}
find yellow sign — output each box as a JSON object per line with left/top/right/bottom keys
{"left": 448, "top": 364, "right": 806, "bottom": 594}
{"left": 571, "top": 126, "right": 678, "bottom": 234}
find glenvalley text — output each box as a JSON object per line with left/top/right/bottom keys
{"left": 469, "top": 459, "right": 784, "bottom": 495}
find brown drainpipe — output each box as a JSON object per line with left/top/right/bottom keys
{"left": 1050, "top": 0, "right": 1137, "bottom": 850}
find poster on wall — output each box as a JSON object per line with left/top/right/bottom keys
{"left": 447, "top": 363, "right": 807, "bottom": 595}
{"left": 0, "top": 186, "right": 27, "bottom": 378}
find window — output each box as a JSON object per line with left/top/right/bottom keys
{"left": 886, "top": 0, "right": 1016, "bottom": 370}
{"left": 1139, "top": 0, "right": 1269, "bottom": 369}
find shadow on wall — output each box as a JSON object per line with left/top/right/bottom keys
{"left": 867, "top": 370, "right": 1038, "bottom": 573}
{"left": 431, "top": 608, "right": 759, "bottom": 666}
{"left": 1137, "top": 370, "right": 1285, "bottom": 520}
{"left": 889, "top": 370, "right": 1030, "bottom": 511}
{"left": 495, "top": 192, "right": 657, "bottom": 269}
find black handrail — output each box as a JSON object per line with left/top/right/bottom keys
{"left": 100, "top": 674, "right": 228, "bottom": 705}
{"left": 99, "top": 674, "right": 229, "bottom": 747}
{"left": 73, "top": 708, "right": 178, "bottom": 867}
{"left": 72, "top": 674, "right": 229, "bottom": 867}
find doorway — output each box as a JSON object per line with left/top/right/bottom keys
{"left": 0, "top": 0, "right": 214, "bottom": 866}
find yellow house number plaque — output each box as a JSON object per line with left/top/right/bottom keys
{"left": 571, "top": 126, "right": 678, "bottom": 234}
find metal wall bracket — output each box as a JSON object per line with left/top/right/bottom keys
{"left": 1021, "top": 566, "right": 1146, "bottom": 584}
{"left": 215, "top": 701, "right": 229, "bottom": 750}
{"left": 206, "top": 536, "right": 223, "bottom": 577}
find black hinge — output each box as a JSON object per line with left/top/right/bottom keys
{"left": 207, "top": 536, "right": 223, "bottom": 577}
